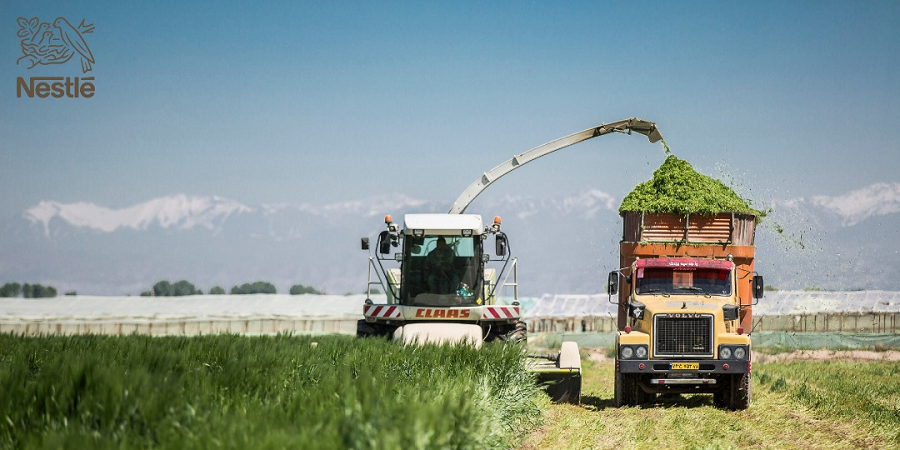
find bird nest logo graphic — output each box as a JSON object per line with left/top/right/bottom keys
{"left": 15, "top": 16, "right": 96, "bottom": 99}
{"left": 17, "top": 17, "right": 95, "bottom": 73}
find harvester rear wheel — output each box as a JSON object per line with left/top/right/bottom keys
{"left": 495, "top": 321, "right": 528, "bottom": 344}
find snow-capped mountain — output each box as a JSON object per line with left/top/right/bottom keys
{"left": 25, "top": 194, "right": 253, "bottom": 235}
{"left": 2, "top": 183, "right": 899, "bottom": 296}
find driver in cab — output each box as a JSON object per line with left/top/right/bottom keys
{"left": 426, "top": 237, "right": 457, "bottom": 294}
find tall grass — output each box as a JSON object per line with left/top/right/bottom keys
{"left": 0, "top": 334, "right": 544, "bottom": 449}
{"left": 756, "top": 361, "right": 900, "bottom": 444}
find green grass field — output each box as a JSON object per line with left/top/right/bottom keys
{"left": 0, "top": 334, "right": 544, "bottom": 449}
{"left": 4, "top": 334, "right": 898, "bottom": 449}
{"left": 524, "top": 356, "right": 900, "bottom": 450}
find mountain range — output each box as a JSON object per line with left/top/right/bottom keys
{"left": 3, "top": 183, "right": 899, "bottom": 296}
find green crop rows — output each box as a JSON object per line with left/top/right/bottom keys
{"left": 0, "top": 334, "right": 545, "bottom": 449}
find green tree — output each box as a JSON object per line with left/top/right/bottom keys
{"left": 149, "top": 280, "right": 201, "bottom": 296}
{"left": 21, "top": 283, "right": 56, "bottom": 298}
{"left": 0, "top": 283, "right": 22, "bottom": 297}
{"left": 290, "top": 284, "right": 324, "bottom": 295}
{"left": 171, "top": 280, "right": 201, "bottom": 296}
{"left": 152, "top": 280, "right": 172, "bottom": 297}
{"left": 208, "top": 286, "right": 226, "bottom": 295}
{"left": 231, "top": 281, "right": 276, "bottom": 295}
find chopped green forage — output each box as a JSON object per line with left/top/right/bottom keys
{"left": 620, "top": 155, "right": 763, "bottom": 217}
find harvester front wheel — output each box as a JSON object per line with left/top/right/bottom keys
{"left": 356, "top": 320, "right": 393, "bottom": 339}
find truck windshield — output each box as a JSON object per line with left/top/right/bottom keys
{"left": 635, "top": 268, "right": 731, "bottom": 296}
{"left": 400, "top": 235, "right": 483, "bottom": 306}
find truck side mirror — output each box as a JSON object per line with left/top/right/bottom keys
{"left": 752, "top": 275, "right": 764, "bottom": 299}
{"left": 495, "top": 233, "right": 507, "bottom": 257}
{"left": 378, "top": 231, "right": 392, "bottom": 254}
{"left": 361, "top": 237, "right": 370, "bottom": 250}
{"left": 607, "top": 271, "right": 619, "bottom": 295}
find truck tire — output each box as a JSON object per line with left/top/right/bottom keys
{"left": 713, "top": 385, "right": 728, "bottom": 408}
{"left": 621, "top": 373, "right": 639, "bottom": 406}
{"left": 728, "top": 373, "right": 751, "bottom": 410}
{"left": 629, "top": 375, "right": 652, "bottom": 406}
{"left": 614, "top": 370, "right": 625, "bottom": 407}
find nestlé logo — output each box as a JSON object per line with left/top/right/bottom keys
{"left": 15, "top": 16, "right": 96, "bottom": 99}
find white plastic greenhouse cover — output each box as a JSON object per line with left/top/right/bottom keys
{"left": 1, "top": 291, "right": 897, "bottom": 322}
{"left": 521, "top": 291, "right": 900, "bottom": 319}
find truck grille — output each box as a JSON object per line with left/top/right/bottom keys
{"left": 654, "top": 314, "right": 713, "bottom": 358}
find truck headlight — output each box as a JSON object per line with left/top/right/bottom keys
{"left": 719, "top": 347, "right": 732, "bottom": 359}
{"left": 635, "top": 345, "right": 648, "bottom": 359}
{"left": 718, "top": 345, "right": 749, "bottom": 360}
{"left": 620, "top": 346, "right": 634, "bottom": 359}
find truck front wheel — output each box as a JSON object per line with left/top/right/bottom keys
{"left": 728, "top": 373, "right": 751, "bottom": 410}
{"left": 614, "top": 371, "right": 624, "bottom": 407}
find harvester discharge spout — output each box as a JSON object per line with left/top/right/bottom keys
{"left": 448, "top": 117, "right": 663, "bottom": 214}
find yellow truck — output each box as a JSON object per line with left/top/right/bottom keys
{"left": 608, "top": 212, "right": 764, "bottom": 410}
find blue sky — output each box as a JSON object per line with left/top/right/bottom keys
{"left": 2, "top": 1, "right": 899, "bottom": 216}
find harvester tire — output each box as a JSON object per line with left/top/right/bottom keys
{"left": 356, "top": 319, "right": 376, "bottom": 338}
{"left": 356, "top": 320, "right": 393, "bottom": 339}
{"left": 508, "top": 329, "right": 527, "bottom": 344}
{"left": 729, "top": 373, "right": 751, "bottom": 410}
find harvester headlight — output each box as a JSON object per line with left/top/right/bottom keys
{"left": 635, "top": 345, "right": 648, "bottom": 359}
{"left": 620, "top": 346, "right": 634, "bottom": 360}
{"left": 719, "top": 347, "right": 732, "bottom": 359}
{"left": 461, "top": 229, "right": 473, "bottom": 237}
{"left": 733, "top": 346, "right": 747, "bottom": 360}
{"left": 413, "top": 229, "right": 424, "bottom": 237}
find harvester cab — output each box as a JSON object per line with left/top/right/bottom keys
{"left": 359, "top": 212, "right": 522, "bottom": 347}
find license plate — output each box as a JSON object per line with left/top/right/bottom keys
{"left": 671, "top": 363, "right": 699, "bottom": 370}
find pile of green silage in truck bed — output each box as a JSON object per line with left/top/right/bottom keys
{"left": 619, "top": 155, "right": 763, "bottom": 217}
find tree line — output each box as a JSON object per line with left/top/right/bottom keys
{"left": 0, "top": 283, "right": 57, "bottom": 298}
{"left": 140, "top": 280, "right": 324, "bottom": 297}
